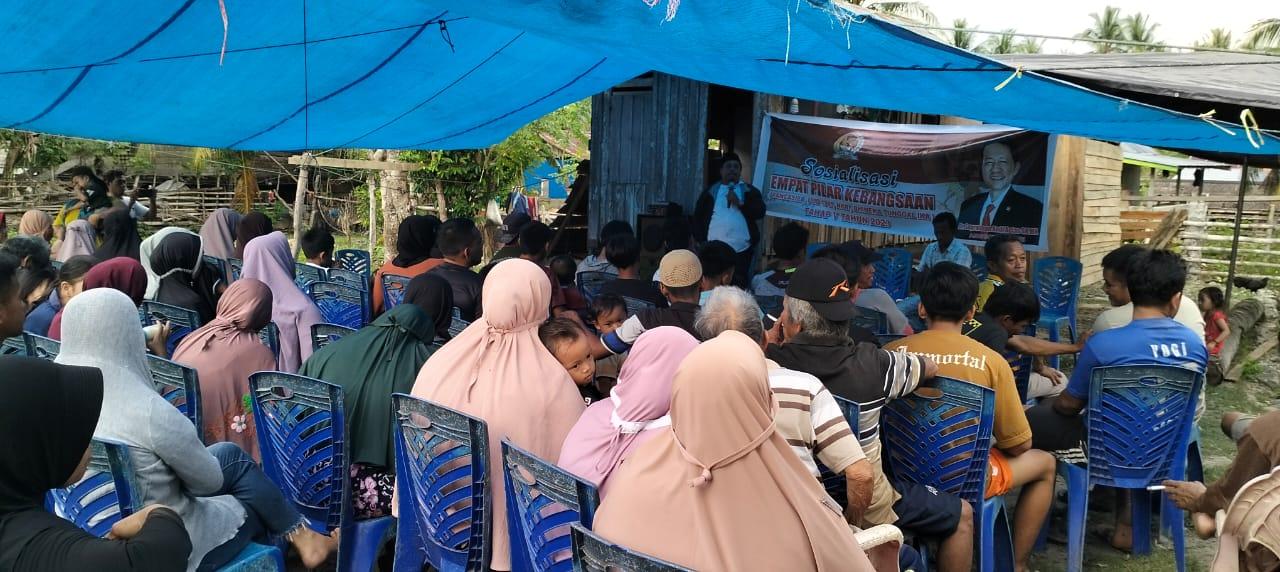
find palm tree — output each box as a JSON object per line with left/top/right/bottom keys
{"left": 1016, "top": 37, "right": 1044, "bottom": 54}
{"left": 1196, "top": 28, "right": 1233, "bottom": 49}
{"left": 1241, "top": 18, "right": 1280, "bottom": 51}
{"left": 1079, "top": 6, "right": 1125, "bottom": 53}
{"left": 854, "top": 1, "right": 937, "bottom": 25}
{"left": 1124, "top": 12, "right": 1163, "bottom": 52}
{"left": 980, "top": 30, "right": 1019, "bottom": 55}
{"left": 951, "top": 18, "right": 977, "bottom": 50}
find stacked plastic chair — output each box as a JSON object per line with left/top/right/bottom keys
{"left": 250, "top": 372, "right": 394, "bottom": 571}
{"left": 449, "top": 308, "right": 472, "bottom": 339}
{"left": 146, "top": 354, "right": 202, "bottom": 437}
{"left": 257, "top": 322, "right": 280, "bottom": 359}
{"left": 815, "top": 397, "right": 859, "bottom": 508}
{"left": 2, "top": 334, "right": 27, "bottom": 355}
{"left": 872, "top": 247, "right": 913, "bottom": 301}
{"left": 503, "top": 441, "right": 601, "bottom": 572}
{"left": 392, "top": 393, "right": 491, "bottom": 572}
{"left": 308, "top": 282, "right": 369, "bottom": 330}
{"left": 382, "top": 273, "right": 412, "bottom": 311}
{"left": 228, "top": 258, "right": 244, "bottom": 282}
{"left": 203, "top": 255, "right": 230, "bottom": 285}
{"left": 1055, "top": 365, "right": 1202, "bottom": 572}
{"left": 25, "top": 333, "right": 61, "bottom": 360}
{"left": 882, "top": 377, "right": 1014, "bottom": 572}
{"left": 852, "top": 308, "right": 889, "bottom": 336}
{"left": 1029, "top": 256, "right": 1082, "bottom": 368}
{"left": 569, "top": 525, "right": 691, "bottom": 572}
{"left": 335, "top": 249, "right": 372, "bottom": 276}
{"left": 139, "top": 301, "right": 202, "bottom": 356}
{"left": 295, "top": 263, "right": 327, "bottom": 290}
{"left": 311, "top": 323, "right": 357, "bottom": 352}
{"left": 576, "top": 271, "right": 613, "bottom": 304}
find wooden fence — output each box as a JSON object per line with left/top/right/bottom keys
{"left": 1124, "top": 194, "right": 1280, "bottom": 281}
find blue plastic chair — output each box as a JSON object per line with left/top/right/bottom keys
{"left": 503, "top": 440, "right": 601, "bottom": 572}
{"left": 874, "top": 333, "right": 904, "bottom": 347}
{"left": 382, "top": 273, "right": 412, "bottom": 311}
{"left": 139, "top": 301, "right": 202, "bottom": 356}
{"left": 49, "top": 439, "right": 137, "bottom": 538}
{"left": 335, "top": 249, "right": 372, "bottom": 276}
{"left": 24, "top": 332, "right": 61, "bottom": 360}
{"left": 204, "top": 255, "right": 230, "bottom": 285}
{"left": 570, "top": 524, "right": 691, "bottom": 572}
{"left": 2, "top": 334, "right": 27, "bottom": 355}
{"left": 258, "top": 322, "right": 280, "bottom": 359}
{"left": 815, "top": 397, "right": 860, "bottom": 507}
{"left": 449, "top": 307, "right": 472, "bottom": 339}
{"left": 228, "top": 258, "right": 244, "bottom": 282}
{"left": 970, "top": 253, "right": 988, "bottom": 281}
{"left": 328, "top": 267, "right": 369, "bottom": 292}
{"left": 296, "top": 262, "right": 328, "bottom": 290}
{"left": 49, "top": 438, "right": 287, "bottom": 570}
{"left": 852, "top": 307, "right": 889, "bottom": 335}
{"left": 872, "top": 247, "right": 913, "bottom": 301}
{"left": 620, "top": 296, "right": 654, "bottom": 318}
{"left": 1005, "top": 351, "right": 1034, "bottom": 405}
{"left": 250, "top": 372, "right": 394, "bottom": 572}
{"left": 576, "top": 271, "right": 613, "bottom": 304}
{"left": 308, "top": 281, "right": 369, "bottom": 330}
{"left": 311, "top": 323, "right": 357, "bottom": 352}
{"left": 392, "top": 393, "right": 491, "bottom": 572}
{"left": 146, "top": 354, "right": 202, "bottom": 438}
{"left": 882, "top": 377, "right": 1014, "bottom": 572}
{"left": 1056, "top": 365, "right": 1202, "bottom": 572}
{"left": 1029, "top": 256, "right": 1083, "bottom": 368}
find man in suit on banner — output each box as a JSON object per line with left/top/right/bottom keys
{"left": 957, "top": 142, "right": 1043, "bottom": 244}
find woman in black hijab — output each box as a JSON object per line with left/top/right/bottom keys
{"left": 404, "top": 273, "right": 455, "bottom": 344}
{"left": 371, "top": 215, "right": 442, "bottom": 316}
{"left": 93, "top": 208, "right": 142, "bottom": 261}
{"left": 0, "top": 356, "right": 191, "bottom": 571}
{"left": 233, "top": 212, "right": 273, "bottom": 260}
{"left": 151, "top": 233, "right": 219, "bottom": 324}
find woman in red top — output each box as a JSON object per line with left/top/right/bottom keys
{"left": 1200, "top": 286, "right": 1230, "bottom": 356}
{"left": 371, "top": 215, "right": 442, "bottom": 316}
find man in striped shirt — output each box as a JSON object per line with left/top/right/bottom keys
{"left": 766, "top": 260, "right": 975, "bottom": 572}
{"left": 695, "top": 286, "right": 873, "bottom": 524}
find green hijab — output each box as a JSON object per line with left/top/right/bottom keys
{"left": 300, "top": 303, "right": 435, "bottom": 469}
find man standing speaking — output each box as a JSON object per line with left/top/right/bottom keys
{"left": 695, "top": 153, "right": 766, "bottom": 287}
{"left": 957, "top": 142, "right": 1044, "bottom": 245}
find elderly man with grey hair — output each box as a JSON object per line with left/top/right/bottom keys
{"left": 765, "top": 259, "right": 974, "bottom": 572}
{"left": 696, "top": 285, "right": 874, "bottom": 525}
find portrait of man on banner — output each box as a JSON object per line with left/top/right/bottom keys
{"left": 956, "top": 141, "right": 1045, "bottom": 245}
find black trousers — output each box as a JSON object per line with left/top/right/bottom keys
{"left": 732, "top": 246, "right": 756, "bottom": 289}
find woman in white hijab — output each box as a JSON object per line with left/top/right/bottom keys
{"left": 55, "top": 288, "right": 336, "bottom": 571}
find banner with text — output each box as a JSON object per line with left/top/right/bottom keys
{"left": 753, "top": 114, "right": 1056, "bottom": 251}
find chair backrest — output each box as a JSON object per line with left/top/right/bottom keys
{"left": 570, "top": 524, "right": 692, "bottom": 572}
{"left": 851, "top": 308, "right": 889, "bottom": 335}
{"left": 308, "top": 281, "right": 368, "bottom": 329}
{"left": 448, "top": 307, "right": 471, "bottom": 339}
{"left": 50, "top": 259, "right": 63, "bottom": 272}
{"left": 202, "top": 255, "right": 229, "bottom": 284}
{"left": 382, "top": 273, "right": 412, "bottom": 311}
{"left": 49, "top": 439, "right": 139, "bottom": 538}
{"left": 1213, "top": 465, "right": 1280, "bottom": 571}
{"left": 295, "top": 262, "right": 328, "bottom": 290}
{"left": 503, "top": 440, "right": 601, "bottom": 572}
{"left": 1, "top": 335, "right": 27, "bottom": 356}
{"left": 392, "top": 393, "right": 491, "bottom": 572}
{"left": 327, "top": 267, "right": 368, "bottom": 292}
{"left": 1031, "top": 256, "right": 1083, "bottom": 317}
{"left": 1005, "top": 351, "right": 1033, "bottom": 404}
{"left": 620, "top": 296, "right": 654, "bottom": 318}
{"left": 334, "top": 249, "right": 372, "bottom": 276}
{"left": 806, "top": 242, "right": 831, "bottom": 258}
{"left": 258, "top": 322, "right": 280, "bottom": 358}
{"left": 874, "top": 333, "right": 904, "bottom": 347}
{"left": 25, "top": 333, "right": 61, "bottom": 360}
{"left": 754, "top": 295, "right": 783, "bottom": 320}
{"left": 146, "top": 354, "right": 202, "bottom": 435}
{"left": 228, "top": 258, "right": 244, "bottom": 282}
{"left": 882, "top": 376, "right": 995, "bottom": 506}
{"left": 576, "top": 271, "right": 613, "bottom": 303}
{"left": 1086, "top": 365, "right": 1202, "bottom": 488}
{"left": 250, "top": 372, "right": 348, "bottom": 533}
{"left": 310, "top": 323, "right": 357, "bottom": 352}
{"left": 139, "top": 301, "right": 202, "bottom": 355}
{"left": 872, "top": 247, "right": 913, "bottom": 301}
{"left": 816, "top": 396, "right": 860, "bottom": 507}
{"left": 969, "top": 253, "right": 988, "bottom": 281}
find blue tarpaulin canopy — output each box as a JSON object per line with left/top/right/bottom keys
{"left": 0, "top": 0, "right": 1274, "bottom": 154}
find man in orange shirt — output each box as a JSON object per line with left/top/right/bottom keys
{"left": 887, "top": 262, "right": 1055, "bottom": 572}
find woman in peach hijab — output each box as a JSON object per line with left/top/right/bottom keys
{"left": 409, "top": 258, "right": 585, "bottom": 571}
{"left": 592, "top": 331, "right": 873, "bottom": 572}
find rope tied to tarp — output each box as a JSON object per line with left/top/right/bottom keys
{"left": 1241, "top": 109, "right": 1264, "bottom": 149}
{"left": 993, "top": 65, "right": 1023, "bottom": 91}
{"left": 218, "top": 0, "right": 229, "bottom": 65}
{"left": 642, "top": 0, "right": 680, "bottom": 22}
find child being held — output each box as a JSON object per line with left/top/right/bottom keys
{"left": 539, "top": 317, "right": 605, "bottom": 405}
{"left": 589, "top": 294, "right": 628, "bottom": 395}
{"left": 1199, "top": 286, "right": 1230, "bottom": 356}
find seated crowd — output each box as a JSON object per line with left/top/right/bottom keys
{"left": 0, "top": 193, "right": 1259, "bottom": 572}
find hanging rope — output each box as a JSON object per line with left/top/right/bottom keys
{"left": 993, "top": 65, "right": 1022, "bottom": 91}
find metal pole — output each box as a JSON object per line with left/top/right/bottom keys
{"left": 1174, "top": 167, "right": 1182, "bottom": 196}
{"left": 1224, "top": 158, "right": 1249, "bottom": 306}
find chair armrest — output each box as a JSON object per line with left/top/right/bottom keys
{"left": 854, "top": 524, "right": 903, "bottom": 572}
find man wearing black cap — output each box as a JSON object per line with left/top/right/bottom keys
{"left": 492, "top": 211, "right": 532, "bottom": 263}
{"left": 766, "top": 260, "right": 971, "bottom": 572}
{"left": 815, "top": 241, "right": 911, "bottom": 335}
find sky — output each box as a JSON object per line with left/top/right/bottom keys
{"left": 919, "top": 0, "right": 1268, "bottom": 53}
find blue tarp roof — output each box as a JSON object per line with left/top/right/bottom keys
{"left": 0, "top": 0, "right": 1274, "bottom": 154}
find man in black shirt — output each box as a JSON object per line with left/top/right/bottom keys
{"left": 596, "top": 249, "right": 704, "bottom": 356}
{"left": 962, "top": 281, "right": 1085, "bottom": 399}
{"left": 426, "top": 218, "right": 485, "bottom": 321}
{"left": 597, "top": 232, "right": 666, "bottom": 308}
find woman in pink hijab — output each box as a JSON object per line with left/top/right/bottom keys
{"left": 239, "top": 232, "right": 322, "bottom": 372}
{"left": 171, "top": 279, "right": 277, "bottom": 460}
{"left": 558, "top": 326, "right": 698, "bottom": 496}
{"left": 410, "top": 258, "right": 585, "bottom": 571}
{"left": 592, "top": 331, "right": 873, "bottom": 572}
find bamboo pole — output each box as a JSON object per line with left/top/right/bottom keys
{"left": 1224, "top": 158, "right": 1249, "bottom": 307}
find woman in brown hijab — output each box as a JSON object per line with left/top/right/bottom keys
{"left": 592, "top": 330, "right": 874, "bottom": 572}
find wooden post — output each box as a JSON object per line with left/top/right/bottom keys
{"left": 1224, "top": 158, "right": 1249, "bottom": 307}
{"left": 1174, "top": 167, "right": 1182, "bottom": 196}
{"left": 292, "top": 153, "right": 312, "bottom": 257}
{"left": 1268, "top": 204, "right": 1276, "bottom": 242}
{"left": 367, "top": 171, "right": 378, "bottom": 257}
{"left": 1184, "top": 200, "right": 1208, "bottom": 277}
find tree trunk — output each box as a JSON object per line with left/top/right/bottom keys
{"left": 367, "top": 171, "right": 378, "bottom": 258}
{"left": 1221, "top": 296, "right": 1267, "bottom": 374}
{"left": 291, "top": 155, "right": 312, "bottom": 257}
{"left": 434, "top": 178, "right": 448, "bottom": 220}
{"left": 380, "top": 150, "right": 412, "bottom": 264}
